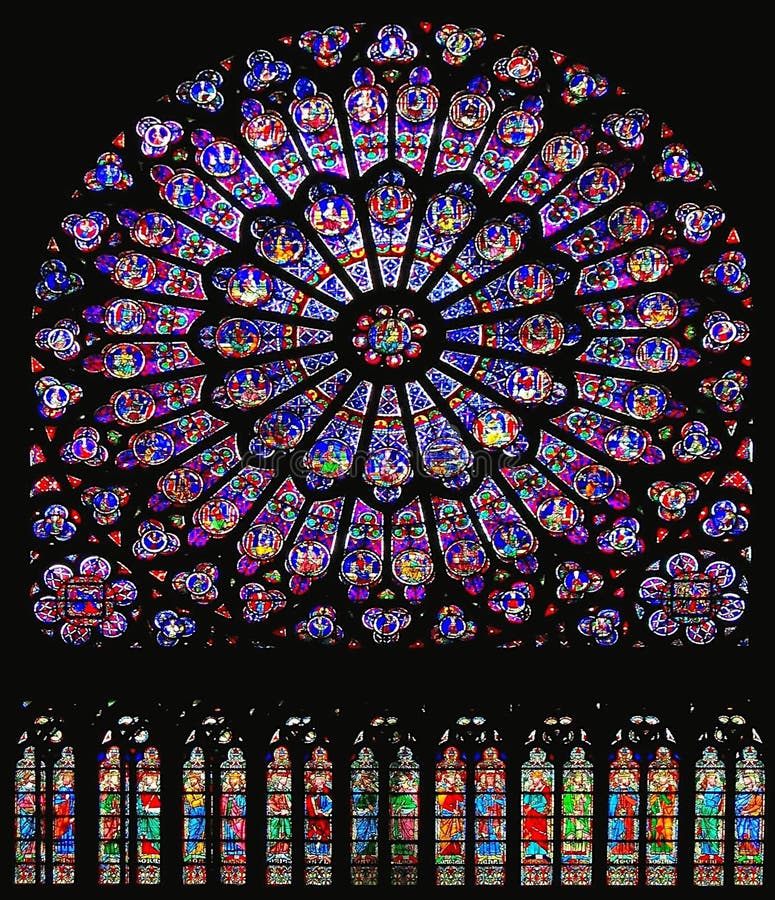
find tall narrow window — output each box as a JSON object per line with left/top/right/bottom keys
{"left": 645, "top": 746, "right": 679, "bottom": 885}
{"left": 14, "top": 713, "right": 75, "bottom": 886}
{"left": 350, "top": 715, "right": 417, "bottom": 886}
{"left": 473, "top": 746, "right": 506, "bottom": 885}
{"left": 351, "top": 746, "right": 379, "bottom": 885}
{"left": 136, "top": 746, "right": 162, "bottom": 882}
{"left": 607, "top": 745, "right": 640, "bottom": 885}
{"left": 304, "top": 745, "right": 333, "bottom": 885}
{"left": 435, "top": 715, "right": 506, "bottom": 886}
{"left": 389, "top": 745, "right": 419, "bottom": 885}
{"left": 182, "top": 747, "right": 207, "bottom": 885}
{"left": 98, "top": 728, "right": 161, "bottom": 885}
{"left": 607, "top": 714, "right": 678, "bottom": 886}
{"left": 735, "top": 745, "right": 765, "bottom": 885}
{"left": 521, "top": 747, "right": 554, "bottom": 885}
{"left": 220, "top": 748, "right": 247, "bottom": 884}
{"left": 435, "top": 745, "right": 466, "bottom": 885}
{"left": 15, "top": 746, "right": 76, "bottom": 885}
{"left": 266, "top": 745, "right": 292, "bottom": 885}
{"left": 181, "top": 709, "right": 245, "bottom": 886}
{"left": 561, "top": 746, "right": 593, "bottom": 885}
{"left": 97, "top": 745, "right": 124, "bottom": 884}
{"left": 14, "top": 747, "right": 42, "bottom": 885}
{"left": 694, "top": 746, "right": 726, "bottom": 885}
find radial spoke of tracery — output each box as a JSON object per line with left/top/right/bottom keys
{"left": 30, "top": 19, "right": 752, "bottom": 649}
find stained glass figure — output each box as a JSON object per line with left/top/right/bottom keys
{"left": 735, "top": 746, "right": 765, "bottom": 886}
{"left": 304, "top": 746, "right": 333, "bottom": 885}
{"left": 435, "top": 746, "right": 467, "bottom": 885}
{"left": 521, "top": 747, "right": 554, "bottom": 885}
{"left": 607, "top": 746, "right": 640, "bottom": 885}
{"left": 350, "top": 746, "right": 379, "bottom": 885}
{"left": 474, "top": 746, "right": 507, "bottom": 885}
{"left": 98, "top": 723, "right": 161, "bottom": 886}
{"left": 561, "top": 746, "right": 593, "bottom": 885}
{"left": 607, "top": 714, "right": 679, "bottom": 886}
{"left": 694, "top": 746, "right": 726, "bottom": 886}
{"left": 220, "top": 748, "right": 247, "bottom": 884}
{"left": 389, "top": 746, "right": 419, "bottom": 885}
{"left": 183, "top": 747, "right": 208, "bottom": 885}
{"left": 14, "top": 722, "right": 76, "bottom": 888}
{"left": 28, "top": 20, "right": 752, "bottom": 651}
{"left": 181, "top": 710, "right": 245, "bottom": 885}
{"left": 645, "top": 746, "right": 679, "bottom": 885}
{"left": 98, "top": 745, "right": 126, "bottom": 884}
{"left": 136, "top": 747, "right": 162, "bottom": 883}
{"left": 266, "top": 746, "right": 293, "bottom": 884}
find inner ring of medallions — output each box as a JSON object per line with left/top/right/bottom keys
{"left": 335, "top": 289, "right": 444, "bottom": 383}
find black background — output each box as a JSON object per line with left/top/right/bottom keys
{"left": 6, "top": 2, "right": 767, "bottom": 895}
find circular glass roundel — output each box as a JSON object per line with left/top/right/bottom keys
{"left": 29, "top": 20, "right": 751, "bottom": 650}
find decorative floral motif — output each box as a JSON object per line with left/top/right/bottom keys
{"left": 136, "top": 116, "right": 184, "bottom": 157}
{"left": 578, "top": 608, "right": 620, "bottom": 646}
{"left": 701, "top": 250, "right": 750, "bottom": 295}
{"left": 33, "top": 556, "right": 137, "bottom": 645}
{"left": 33, "top": 504, "right": 77, "bottom": 542}
{"left": 648, "top": 481, "right": 699, "bottom": 522}
{"left": 84, "top": 152, "right": 133, "bottom": 191}
{"left": 652, "top": 143, "right": 703, "bottom": 183}
{"left": 34, "top": 261, "right": 83, "bottom": 303}
{"left": 555, "top": 561, "right": 603, "bottom": 602}
{"left": 299, "top": 26, "right": 350, "bottom": 68}
{"left": 176, "top": 69, "right": 224, "bottom": 112}
{"left": 638, "top": 552, "right": 745, "bottom": 644}
{"left": 172, "top": 563, "right": 219, "bottom": 604}
{"left": 701, "top": 500, "right": 748, "bottom": 539}
{"left": 153, "top": 609, "right": 196, "bottom": 647}
{"left": 27, "top": 21, "right": 752, "bottom": 649}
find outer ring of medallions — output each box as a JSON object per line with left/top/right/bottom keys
{"left": 333, "top": 287, "right": 445, "bottom": 386}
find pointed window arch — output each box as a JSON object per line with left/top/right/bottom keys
{"left": 522, "top": 715, "right": 593, "bottom": 886}
{"left": 435, "top": 714, "right": 506, "bottom": 886}
{"left": 435, "top": 744, "right": 467, "bottom": 884}
{"left": 389, "top": 744, "right": 419, "bottom": 884}
{"left": 181, "top": 709, "right": 246, "bottom": 885}
{"left": 266, "top": 744, "right": 293, "bottom": 884}
{"left": 97, "top": 714, "right": 160, "bottom": 884}
{"left": 265, "top": 713, "right": 332, "bottom": 886}
{"left": 303, "top": 744, "right": 333, "bottom": 884}
{"left": 694, "top": 745, "right": 726, "bottom": 884}
{"left": 350, "top": 745, "right": 380, "bottom": 885}
{"left": 735, "top": 744, "right": 765, "bottom": 885}
{"left": 607, "top": 714, "right": 679, "bottom": 886}
{"left": 14, "top": 711, "right": 75, "bottom": 885}
{"left": 350, "top": 714, "right": 418, "bottom": 886}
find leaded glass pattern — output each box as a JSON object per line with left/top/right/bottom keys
{"left": 521, "top": 747, "right": 554, "bottom": 885}
{"left": 266, "top": 745, "right": 292, "bottom": 885}
{"left": 474, "top": 746, "right": 507, "bottom": 885}
{"left": 389, "top": 745, "right": 419, "bottom": 885}
{"left": 694, "top": 746, "right": 725, "bottom": 886}
{"left": 607, "top": 745, "right": 640, "bottom": 885}
{"left": 304, "top": 745, "right": 333, "bottom": 885}
{"left": 735, "top": 746, "right": 765, "bottom": 886}
{"left": 645, "top": 746, "right": 679, "bottom": 885}
{"left": 13, "top": 726, "right": 75, "bottom": 888}
{"left": 219, "top": 748, "right": 247, "bottom": 884}
{"left": 350, "top": 746, "right": 379, "bottom": 885}
{"left": 98, "top": 740, "right": 161, "bottom": 885}
{"left": 181, "top": 709, "right": 245, "bottom": 886}
{"left": 27, "top": 19, "right": 752, "bottom": 652}
{"left": 435, "top": 745, "right": 467, "bottom": 884}
{"left": 560, "top": 746, "right": 593, "bottom": 885}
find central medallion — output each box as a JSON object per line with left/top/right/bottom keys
{"left": 353, "top": 305, "right": 426, "bottom": 367}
